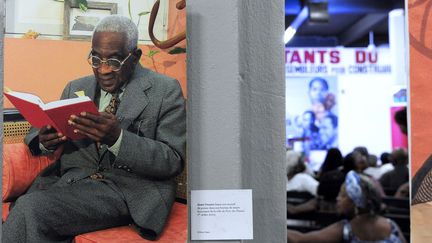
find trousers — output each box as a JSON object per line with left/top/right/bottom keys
{"left": 3, "top": 177, "right": 131, "bottom": 243}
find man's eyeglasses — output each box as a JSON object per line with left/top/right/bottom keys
{"left": 87, "top": 50, "right": 132, "bottom": 72}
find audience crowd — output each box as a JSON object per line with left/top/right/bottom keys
{"left": 286, "top": 146, "right": 409, "bottom": 243}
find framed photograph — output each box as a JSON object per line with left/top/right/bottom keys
{"left": 6, "top": 0, "right": 65, "bottom": 37}
{"left": 64, "top": 0, "right": 117, "bottom": 40}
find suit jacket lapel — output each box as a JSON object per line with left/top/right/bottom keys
{"left": 116, "top": 65, "right": 152, "bottom": 129}
{"left": 71, "top": 77, "right": 98, "bottom": 101}
{"left": 86, "top": 80, "right": 98, "bottom": 102}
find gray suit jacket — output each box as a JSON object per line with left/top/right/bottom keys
{"left": 412, "top": 155, "right": 432, "bottom": 204}
{"left": 24, "top": 65, "right": 186, "bottom": 240}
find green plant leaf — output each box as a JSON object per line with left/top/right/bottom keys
{"left": 79, "top": 3, "right": 88, "bottom": 11}
{"left": 128, "top": 0, "right": 133, "bottom": 20}
{"left": 53, "top": 0, "right": 64, "bottom": 2}
{"left": 138, "top": 11, "right": 150, "bottom": 16}
{"left": 77, "top": 0, "right": 88, "bottom": 12}
{"left": 147, "top": 50, "right": 160, "bottom": 58}
{"left": 168, "top": 47, "right": 187, "bottom": 55}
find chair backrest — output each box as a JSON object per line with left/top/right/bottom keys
{"left": 3, "top": 120, "right": 188, "bottom": 201}
{"left": 382, "top": 196, "right": 409, "bottom": 210}
{"left": 4, "top": 121, "right": 31, "bottom": 144}
{"left": 287, "top": 190, "right": 315, "bottom": 205}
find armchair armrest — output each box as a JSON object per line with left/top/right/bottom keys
{"left": 2, "top": 143, "right": 58, "bottom": 202}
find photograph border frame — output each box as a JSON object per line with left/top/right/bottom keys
{"left": 6, "top": 0, "right": 65, "bottom": 37}
{"left": 63, "top": 0, "right": 118, "bottom": 40}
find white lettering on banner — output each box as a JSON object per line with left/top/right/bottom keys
{"left": 285, "top": 48, "right": 392, "bottom": 76}
{"left": 348, "top": 65, "right": 391, "bottom": 74}
{"left": 286, "top": 65, "right": 328, "bottom": 74}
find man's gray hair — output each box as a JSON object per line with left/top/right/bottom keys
{"left": 93, "top": 15, "right": 139, "bottom": 52}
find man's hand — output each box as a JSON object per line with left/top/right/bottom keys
{"left": 39, "top": 125, "right": 67, "bottom": 150}
{"left": 69, "top": 112, "right": 121, "bottom": 146}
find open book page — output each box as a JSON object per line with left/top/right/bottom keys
{"left": 4, "top": 91, "right": 54, "bottom": 128}
{"left": 41, "top": 96, "right": 92, "bottom": 110}
{"left": 5, "top": 91, "right": 44, "bottom": 106}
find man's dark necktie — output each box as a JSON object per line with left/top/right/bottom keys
{"left": 92, "top": 92, "right": 121, "bottom": 180}
{"left": 105, "top": 92, "right": 120, "bottom": 115}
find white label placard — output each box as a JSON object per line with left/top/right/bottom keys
{"left": 191, "top": 189, "right": 253, "bottom": 240}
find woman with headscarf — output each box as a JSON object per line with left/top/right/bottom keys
{"left": 287, "top": 171, "right": 406, "bottom": 243}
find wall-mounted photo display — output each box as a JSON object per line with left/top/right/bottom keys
{"left": 409, "top": 0, "right": 432, "bottom": 241}
{"left": 63, "top": 1, "right": 117, "bottom": 40}
{"left": 5, "top": 0, "right": 169, "bottom": 44}
{"left": 5, "top": 0, "right": 65, "bottom": 37}
{"left": 3, "top": 4, "right": 187, "bottom": 242}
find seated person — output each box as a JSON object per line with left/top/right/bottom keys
{"left": 378, "top": 152, "right": 395, "bottom": 179}
{"left": 364, "top": 154, "right": 382, "bottom": 180}
{"left": 380, "top": 148, "right": 409, "bottom": 196}
{"left": 286, "top": 150, "right": 318, "bottom": 197}
{"left": 315, "top": 149, "right": 344, "bottom": 211}
{"left": 352, "top": 146, "right": 369, "bottom": 173}
{"left": 287, "top": 171, "right": 406, "bottom": 243}
{"left": 3, "top": 15, "right": 186, "bottom": 242}
{"left": 394, "top": 182, "right": 409, "bottom": 198}
{"left": 316, "top": 148, "right": 343, "bottom": 180}
{"left": 290, "top": 152, "right": 351, "bottom": 215}
{"left": 394, "top": 107, "right": 407, "bottom": 136}
{"left": 286, "top": 150, "right": 319, "bottom": 215}
{"left": 351, "top": 149, "right": 385, "bottom": 197}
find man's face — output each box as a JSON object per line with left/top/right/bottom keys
{"left": 353, "top": 151, "right": 368, "bottom": 172}
{"left": 91, "top": 31, "right": 136, "bottom": 93}
{"left": 309, "top": 80, "right": 328, "bottom": 103}
{"left": 319, "top": 117, "right": 336, "bottom": 145}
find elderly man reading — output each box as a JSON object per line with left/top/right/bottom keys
{"left": 3, "top": 15, "right": 186, "bottom": 243}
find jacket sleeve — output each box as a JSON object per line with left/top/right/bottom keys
{"left": 113, "top": 79, "right": 186, "bottom": 180}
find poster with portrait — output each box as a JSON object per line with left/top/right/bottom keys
{"left": 286, "top": 76, "right": 338, "bottom": 171}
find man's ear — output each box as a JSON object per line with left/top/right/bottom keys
{"left": 132, "top": 48, "right": 142, "bottom": 64}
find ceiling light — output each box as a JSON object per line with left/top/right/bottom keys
{"left": 285, "top": 7, "right": 309, "bottom": 44}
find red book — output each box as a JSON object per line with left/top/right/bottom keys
{"left": 4, "top": 91, "right": 99, "bottom": 140}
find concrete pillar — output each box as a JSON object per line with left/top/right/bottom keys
{"left": 389, "top": 9, "right": 407, "bottom": 86}
{"left": 0, "top": 0, "right": 4, "bottom": 241}
{"left": 187, "top": 0, "right": 286, "bottom": 242}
